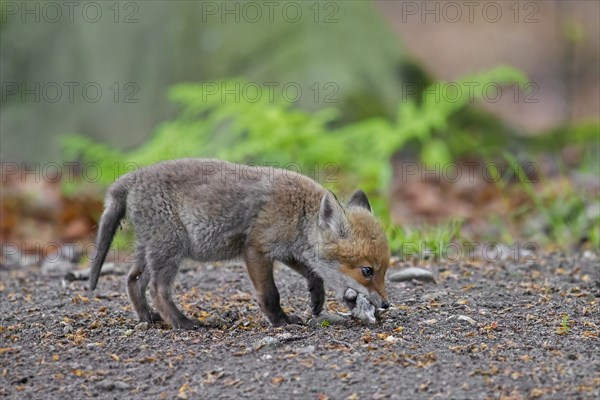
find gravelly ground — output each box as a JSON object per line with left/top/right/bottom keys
{"left": 1, "top": 252, "right": 599, "bottom": 400}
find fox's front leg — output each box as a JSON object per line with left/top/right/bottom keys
{"left": 244, "top": 247, "right": 303, "bottom": 326}
{"left": 286, "top": 260, "right": 325, "bottom": 316}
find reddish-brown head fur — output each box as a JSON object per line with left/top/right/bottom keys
{"left": 318, "top": 190, "right": 390, "bottom": 305}
{"left": 336, "top": 211, "right": 389, "bottom": 302}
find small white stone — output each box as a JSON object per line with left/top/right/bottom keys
{"left": 385, "top": 336, "right": 399, "bottom": 343}
{"left": 113, "top": 381, "right": 130, "bottom": 390}
{"left": 389, "top": 268, "right": 435, "bottom": 282}
{"left": 297, "top": 345, "right": 316, "bottom": 354}
{"left": 457, "top": 315, "right": 477, "bottom": 325}
{"left": 308, "top": 313, "right": 346, "bottom": 327}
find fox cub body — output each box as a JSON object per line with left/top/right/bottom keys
{"left": 89, "top": 159, "right": 389, "bottom": 329}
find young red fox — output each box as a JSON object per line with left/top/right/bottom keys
{"left": 89, "top": 159, "right": 390, "bottom": 329}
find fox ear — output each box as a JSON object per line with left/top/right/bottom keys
{"left": 347, "top": 189, "right": 371, "bottom": 213}
{"left": 319, "top": 192, "right": 348, "bottom": 237}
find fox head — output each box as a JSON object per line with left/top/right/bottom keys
{"left": 316, "top": 189, "right": 390, "bottom": 312}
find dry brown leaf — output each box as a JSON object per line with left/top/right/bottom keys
{"left": 203, "top": 370, "right": 224, "bottom": 385}
{"left": 177, "top": 383, "right": 189, "bottom": 399}
{"left": 529, "top": 388, "right": 546, "bottom": 398}
{"left": 223, "top": 378, "right": 242, "bottom": 387}
{"left": 299, "top": 358, "right": 314, "bottom": 369}
{"left": 0, "top": 348, "right": 18, "bottom": 354}
{"left": 271, "top": 375, "right": 284, "bottom": 386}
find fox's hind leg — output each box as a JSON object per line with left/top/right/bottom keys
{"left": 127, "top": 244, "right": 162, "bottom": 324}
{"left": 286, "top": 260, "right": 325, "bottom": 316}
{"left": 147, "top": 251, "right": 200, "bottom": 330}
{"left": 244, "top": 247, "right": 303, "bottom": 326}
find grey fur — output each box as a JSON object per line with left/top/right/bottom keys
{"left": 318, "top": 192, "right": 348, "bottom": 237}
{"left": 347, "top": 189, "right": 372, "bottom": 212}
{"left": 89, "top": 159, "right": 388, "bottom": 329}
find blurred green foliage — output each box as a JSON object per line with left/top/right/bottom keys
{"left": 387, "top": 219, "right": 463, "bottom": 259}
{"left": 63, "top": 66, "right": 526, "bottom": 203}
{"left": 501, "top": 152, "right": 600, "bottom": 249}
{"left": 62, "top": 66, "right": 530, "bottom": 253}
{"left": 1, "top": 1, "right": 407, "bottom": 162}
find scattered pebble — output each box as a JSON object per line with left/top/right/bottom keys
{"left": 204, "top": 314, "right": 228, "bottom": 329}
{"left": 254, "top": 336, "right": 281, "bottom": 351}
{"left": 3, "top": 252, "right": 597, "bottom": 399}
{"left": 384, "top": 335, "right": 399, "bottom": 344}
{"left": 96, "top": 379, "right": 131, "bottom": 391}
{"left": 96, "top": 379, "right": 115, "bottom": 391}
{"left": 421, "top": 291, "right": 447, "bottom": 301}
{"left": 446, "top": 315, "right": 478, "bottom": 325}
{"left": 41, "top": 258, "right": 74, "bottom": 277}
{"left": 296, "top": 345, "right": 316, "bottom": 354}
{"left": 64, "top": 262, "right": 125, "bottom": 281}
{"left": 583, "top": 251, "right": 596, "bottom": 260}
{"left": 389, "top": 267, "right": 435, "bottom": 283}
{"left": 308, "top": 313, "right": 346, "bottom": 327}
{"left": 134, "top": 322, "right": 149, "bottom": 331}
{"left": 113, "top": 381, "right": 131, "bottom": 390}
{"left": 2, "top": 248, "right": 38, "bottom": 269}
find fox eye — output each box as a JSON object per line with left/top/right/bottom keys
{"left": 361, "top": 266, "right": 374, "bottom": 277}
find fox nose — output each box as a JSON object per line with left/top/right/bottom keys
{"left": 381, "top": 300, "right": 390, "bottom": 309}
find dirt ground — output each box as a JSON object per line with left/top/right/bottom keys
{"left": 1, "top": 252, "right": 598, "bottom": 400}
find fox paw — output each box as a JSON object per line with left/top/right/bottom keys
{"left": 285, "top": 314, "right": 304, "bottom": 325}
{"left": 149, "top": 312, "right": 164, "bottom": 324}
{"left": 140, "top": 311, "right": 164, "bottom": 325}
{"left": 172, "top": 318, "right": 202, "bottom": 330}
{"left": 271, "top": 314, "right": 304, "bottom": 327}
